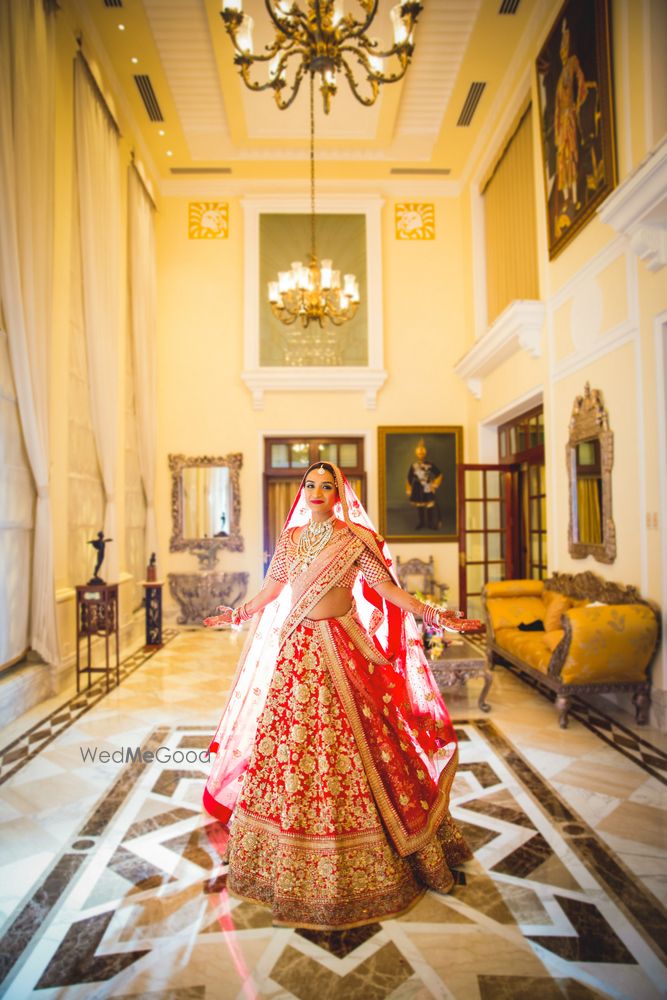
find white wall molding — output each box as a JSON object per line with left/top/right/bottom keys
{"left": 242, "top": 367, "right": 388, "bottom": 411}
{"left": 240, "top": 194, "right": 386, "bottom": 410}
{"left": 454, "top": 300, "right": 545, "bottom": 399}
{"left": 598, "top": 135, "right": 667, "bottom": 272}
{"left": 161, "top": 177, "right": 462, "bottom": 199}
{"left": 550, "top": 244, "right": 640, "bottom": 382}
{"left": 551, "top": 322, "right": 637, "bottom": 383}
{"left": 550, "top": 235, "right": 627, "bottom": 309}
{"left": 477, "top": 386, "right": 544, "bottom": 462}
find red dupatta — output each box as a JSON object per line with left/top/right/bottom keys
{"left": 203, "top": 464, "right": 458, "bottom": 833}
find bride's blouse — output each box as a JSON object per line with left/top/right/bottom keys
{"left": 268, "top": 524, "right": 391, "bottom": 589}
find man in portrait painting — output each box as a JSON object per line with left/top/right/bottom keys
{"left": 406, "top": 440, "right": 443, "bottom": 531}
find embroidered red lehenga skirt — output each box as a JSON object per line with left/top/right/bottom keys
{"left": 225, "top": 614, "right": 471, "bottom": 929}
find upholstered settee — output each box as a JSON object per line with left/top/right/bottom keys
{"left": 481, "top": 572, "right": 660, "bottom": 728}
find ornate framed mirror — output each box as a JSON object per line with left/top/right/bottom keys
{"left": 169, "top": 453, "right": 243, "bottom": 563}
{"left": 566, "top": 384, "right": 616, "bottom": 563}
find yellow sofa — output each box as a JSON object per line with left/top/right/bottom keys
{"left": 481, "top": 572, "right": 660, "bottom": 728}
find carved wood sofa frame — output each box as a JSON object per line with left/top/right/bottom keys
{"left": 482, "top": 571, "right": 660, "bottom": 728}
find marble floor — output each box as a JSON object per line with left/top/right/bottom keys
{"left": 0, "top": 629, "right": 666, "bottom": 999}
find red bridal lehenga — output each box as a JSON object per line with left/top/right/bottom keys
{"left": 203, "top": 466, "right": 472, "bottom": 929}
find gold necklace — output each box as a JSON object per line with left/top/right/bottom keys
{"left": 297, "top": 514, "right": 335, "bottom": 568}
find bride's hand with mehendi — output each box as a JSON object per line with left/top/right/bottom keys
{"left": 437, "top": 610, "right": 483, "bottom": 633}
{"left": 203, "top": 606, "right": 233, "bottom": 628}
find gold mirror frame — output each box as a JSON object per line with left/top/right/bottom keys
{"left": 566, "top": 383, "right": 616, "bottom": 564}
{"left": 169, "top": 453, "right": 244, "bottom": 561}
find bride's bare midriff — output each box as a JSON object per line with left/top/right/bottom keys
{"left": 308, "top": 586, "right": 353, "bottom": 620}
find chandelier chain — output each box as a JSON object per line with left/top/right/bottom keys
{"left": 310, "top": 72, "right": 316, "bottom": 261}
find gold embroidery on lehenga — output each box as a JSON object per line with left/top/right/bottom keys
{"left": 223, "top": 524, "right": 472, "bottom": 929}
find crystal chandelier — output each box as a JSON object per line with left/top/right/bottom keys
{"left": 220, "top": 0, "right": 423, "bottom": 114}
{"left": 268, "top": 76, "right": 360, "bottom": 329}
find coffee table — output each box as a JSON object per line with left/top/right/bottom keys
{"left": 425, "top": 634, "right": 493, "bottom": 712}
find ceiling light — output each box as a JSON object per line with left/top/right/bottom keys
{"left": 158, "top": 129, "right": 165, "bottom": 136}
{"left": 118, "top": 23, "right": 125, "bottom": 31}
{"left": 268, "top": 76, "right": 359, "bottom": 334}
{"left": 220, "top": 0, "right": 423, "bottom": 114}
{"left": 131, "top": 57, "right": 139, "bottom": 64}
{"left": 166, "top": 150, "right": 173, "bottom": 157}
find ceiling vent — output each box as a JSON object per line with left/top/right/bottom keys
{"left": 457, "top": 82, "right": 486, "bottom": 126}
{"left": 103, "top": 0, "right": 123, "bottom": 7}
{"left": 390, "top": 168, "right": 451, "bottom": 175}
{"left": 499, "top": 0, "right": 520, "bottom": 12}
{"left": 169, "top": 167, "right": 232, "bottom": 175}
{"left": 133, "top": 74, "right": 164, "bottom": 122}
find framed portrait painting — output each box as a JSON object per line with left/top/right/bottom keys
{"left": 378, "top": 427, "right": 463, "bottom": 543}
{"left": 536, "top": 0, "right": 617, "bottom": 259}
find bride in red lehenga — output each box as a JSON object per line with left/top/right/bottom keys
{"left": 202, "top": 461, "right": 480, "bottom": 930}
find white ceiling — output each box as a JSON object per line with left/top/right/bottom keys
{"left": 140, "top": 0, "right": 481, "bottom": 161}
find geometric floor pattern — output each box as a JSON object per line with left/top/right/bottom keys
{"left": 462, "top": 635, "right": 667, "bottom": 786}
{"left": 1, "top": 716, "right": 666, "bottom": 998}
{"left": 0, "top": 628, "right": 666, "bottom": 999}
{"left": 497, "top": 660, "right": 667, "bottom": 787}
{"left": 0, "top": 630, "right": 179, "bottom": 787}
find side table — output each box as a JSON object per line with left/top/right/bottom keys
{"left": 75, "top": 583, "right": 120, "bottom": 693}
{"left": 425, "top": 633, "right": 493, "bottom": 712}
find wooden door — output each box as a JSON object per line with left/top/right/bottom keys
{"left": 457, "top": 464, "right": 520, "bottom": 618}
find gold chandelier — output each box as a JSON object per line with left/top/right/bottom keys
{"left": 220, "top": 0, "right": 423, "bottom": 114}
{"left": 268, "top": 76, "right": 360, "bottom": 328}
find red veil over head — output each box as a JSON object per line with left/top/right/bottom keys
{"left": 203, "top": 463, "right": 458, "bottom": 828}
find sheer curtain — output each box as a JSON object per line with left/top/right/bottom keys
{"left": 0, "top": 324, "right": 33, "bottom": 667}
{"left": 127, "top": 167, "right": 158, "bottom": 564}
{"left": 0, "top": 0, "right": 59, "bottom": 664}
{"left": 74, "top": 56, "right": 122, "bottom": 584}
{"left": 482, "top": 104, "right": 539, "bottom": 326}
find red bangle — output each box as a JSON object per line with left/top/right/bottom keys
{"left": 421, "top": 603, "right": 441, "bottom": 626}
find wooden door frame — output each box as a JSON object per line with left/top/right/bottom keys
{"left": 457, "top": 463, "right": 520, "bottom": 615}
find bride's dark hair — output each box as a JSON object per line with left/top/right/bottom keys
{"left": 304, "top": 461, "right": 336, "bottom": 479}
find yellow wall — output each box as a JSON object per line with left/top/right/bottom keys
{"left": 460, "top": 0, "right": 667, "bottom": 718}
{"left": 32, "top": 0, "right": 667, "bottom": 727}
{"left": 156, "top": 193, "right": 469, "bottom": 608}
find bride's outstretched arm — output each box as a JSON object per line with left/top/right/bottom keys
{"left": 374, "top": 579, "right": 425, "bottom": 617}
{"left": 203, "top": 577, "right": 285, "bottom": 627}
{"left": 374, "top": 579, "right": 482, "bottom": 631}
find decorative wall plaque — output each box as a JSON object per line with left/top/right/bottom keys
{"left": 395, "top": 203, "right": 435, "bottom": 240}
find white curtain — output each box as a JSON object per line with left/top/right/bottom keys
{"left": 0, "top": 0, "right": 59, "bottom": 665}
{"left": 0, "top": 325, "right": 34, "bottom": 667}
{"left": 74, "top": 56, "right": 122, "bottom": 584}
{"left": 128, "top": 167, "right": 158, "bottom": 564}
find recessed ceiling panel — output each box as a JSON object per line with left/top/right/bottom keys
{"left": 142, "top": 0, "right": 230, "bottom": 159}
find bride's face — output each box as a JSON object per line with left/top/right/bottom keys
{"left": 304, "top": 468, "right": 338, "bottom": 518}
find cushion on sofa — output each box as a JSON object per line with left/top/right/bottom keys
{"left": 560, "top": 604, "right": 659, "bottom": 685}
{"left": 485, "top": 580, "right": 544, "bottom": 600}
{"left": 486, "top": 596, "right": 546, "bottom": 631}
{"left": 543, "top": 590, "right": 572, "bottom": 631}
{"left": 545, "top": 629, "right": 565, "bottom": 652}
{"left": 494, "top": 628, "right": 552, "bottom": 673}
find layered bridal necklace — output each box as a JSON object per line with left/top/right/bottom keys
{"left": 297, "top": 513, "right": 335, "bottom": 570}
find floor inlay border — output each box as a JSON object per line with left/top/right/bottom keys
{"left": 475, "top": 647, "right": 667, "bottom": 784}
{"left": 0, "top": 630, "right": 178, "bottom": 786}
{"left": 476, "top": 717, "right": 667, "bottom": 965}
